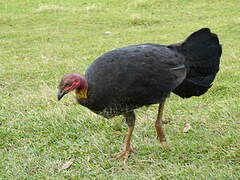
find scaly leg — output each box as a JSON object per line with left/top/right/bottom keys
{"left": 115, "top": 111, "right": 135, "bottom": 165}
{"left": 155, "top": 100, "right": 169, "bottom": 147}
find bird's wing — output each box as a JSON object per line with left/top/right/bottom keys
{"left": 85, "top": 44, "right": 187, "bottom": 106}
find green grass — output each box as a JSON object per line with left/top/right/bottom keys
{"left": 1, "top": 0, "right": 240, "bottom": 179}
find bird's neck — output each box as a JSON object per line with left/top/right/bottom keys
{"left": 75, "top": 76, "right": 88, "bottom": 99}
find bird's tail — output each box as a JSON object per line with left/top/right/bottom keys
{"left": 169, "top": 28, "right": 222, "bottom": 98}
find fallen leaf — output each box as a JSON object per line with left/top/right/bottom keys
{"left": 197, "top": 104, "right": 208, "bottom": 108}
{"left": 61, "top": 158, "right": 74, "bottom": 170}
{"left": 0, "top": 83, "right": 5, "bottom": 88}
{"left": 183, "top": 123, "right": 192, "bottom": 133}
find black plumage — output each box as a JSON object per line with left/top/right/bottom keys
{"left": 80, "top": 44, "right": 186, "bottom": 118}
{"left": 77, "top": 28, "right": 221, "bottom": 118}
{"left": 57, "top": 28, "right": 222, "bottom": 163}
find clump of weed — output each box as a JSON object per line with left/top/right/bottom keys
{"left": 130, "top": 14, "right": 146, "bottom": 25}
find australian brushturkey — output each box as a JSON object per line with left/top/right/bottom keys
{"left": 57, "top": 28, "right": 222, "bottom": 164}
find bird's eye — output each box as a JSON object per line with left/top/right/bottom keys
{"left": 65, "top": 82, "right": 71, "bottom": 86}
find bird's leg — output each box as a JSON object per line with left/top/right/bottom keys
{"left": 115, "top": 111, "right": 135, "bottom": 165}
{"left": 155, "top": 101, "right": 169, "bottom": 147}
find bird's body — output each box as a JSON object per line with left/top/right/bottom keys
{"left": 57, "top": 28, "right": 222, "bottom": 164}
{"left": 78, "top": 44, "right": 186, "bottom": 118}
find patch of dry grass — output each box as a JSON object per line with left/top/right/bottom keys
{"left": 130, "top": 14, "right": 146, "bottom": 25}
{"left": 34, "top": 5, "right": 65, "bottom": 13}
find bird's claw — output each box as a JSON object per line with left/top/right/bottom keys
{"left": 113, "top": 147, "right": 135, "bottom": 166}
{"left": 162, "top": 120, "right": 171, "bottom": 124}
{"left": 156, "top": 136, "right": 170, "bottom": 147}
{"left": 161, "top": 141, "right": 170, "bottom": 147}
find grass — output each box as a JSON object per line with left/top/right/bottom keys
{"left": 0, "top": 0, "right": 240, "bottom": 179}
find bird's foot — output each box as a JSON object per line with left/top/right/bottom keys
{"left": 162, "top": 120, "right": 170, "bottom": 124}
{"left": 161, "top": 141, "right": 170, "bottom": 147}
{"left": 156, "top": 136, "right": 171, "bottom": 147}
{"left": 114, "top": 147, "right": 135, "bottom": 166}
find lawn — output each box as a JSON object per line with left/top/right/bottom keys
{"left": 0, "top": 0, "right": 239, "bottom": 179}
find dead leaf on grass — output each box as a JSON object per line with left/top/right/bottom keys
{"left": 61, "top": 158, "right": 74, "bottom": 170}
{"left": 183, "top": 123, "right": 192, "bottom": 133}
{"left": 0, "top": 83, "right": 5, "bottom": 88}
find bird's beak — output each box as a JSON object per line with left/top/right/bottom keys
{"left": 57, "top": 89, "right": 67, "bottom": 101}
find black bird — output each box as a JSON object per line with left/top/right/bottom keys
{"left": 57, "top": 28, "right": 222, "bottom": 163}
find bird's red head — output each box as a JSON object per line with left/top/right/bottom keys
{"left": 57, "top": 73, "right": 88, "bottom": 100}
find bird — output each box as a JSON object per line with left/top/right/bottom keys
{"left": 57, "top": 28, "right": 222, "bottom": 164}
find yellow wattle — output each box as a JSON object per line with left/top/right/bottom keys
{"left": 76, "top": 89, "right": 88, "bottom": 99}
